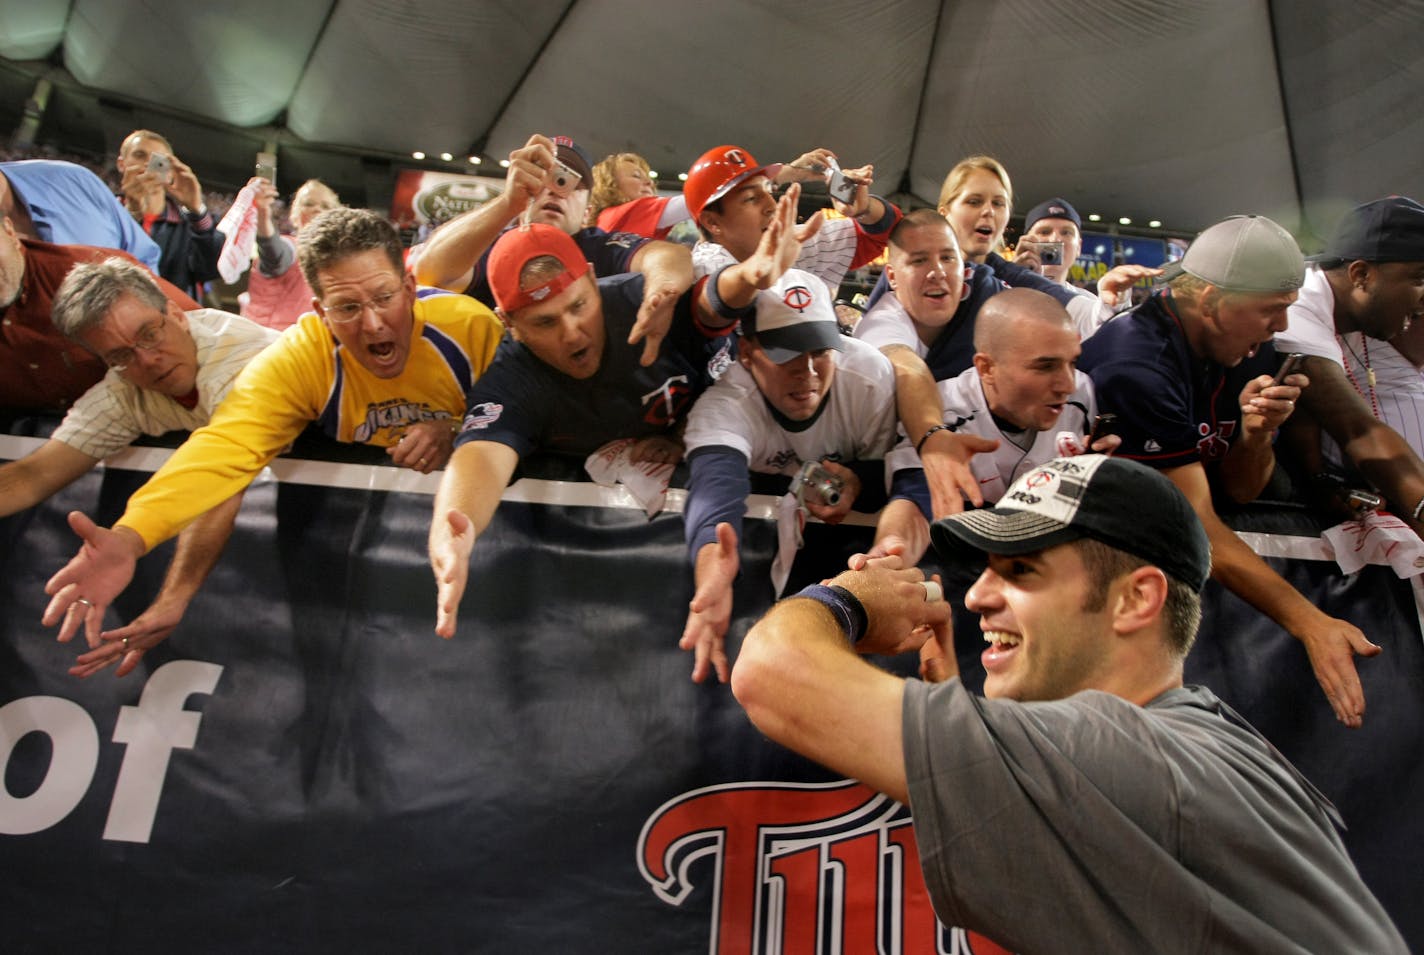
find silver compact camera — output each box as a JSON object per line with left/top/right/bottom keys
{"left": 1037, "top": 240, "right": 1065, "bottom": 266}
{"left": 547, "top": 159, "right": 582, "bottom": 198}
{"left": 791, "top": 460, "right": 844, "bottom": 507}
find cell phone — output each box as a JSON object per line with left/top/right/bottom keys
{"left": 825, "top": 157, "right": 857, "bottom": 205}
{"left": 1089, "top": 413, "right": 1118, "bottom": 445}
{"left": 146, "top": 152, "right": 173, "bottom": 185}
{"left": 255, "top": 151, "right": 277, "bottom": 182}
{"left": 1272, "top": 352, "right": 1305, "bottom": 385}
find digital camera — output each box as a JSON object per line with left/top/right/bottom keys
{"left": 791, "top": 460, "right": 844, "bottom": 507}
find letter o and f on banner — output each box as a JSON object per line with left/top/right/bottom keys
{"left": 0, "top": 660, "right": 223, "bottom": 842}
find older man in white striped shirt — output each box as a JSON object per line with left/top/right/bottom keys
{"left": 0, "top": 258, "right": 276, "bottom": 677}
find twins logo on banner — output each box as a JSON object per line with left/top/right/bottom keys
{"left": 638, "top": 780, "right": 1014, "bottom": 955}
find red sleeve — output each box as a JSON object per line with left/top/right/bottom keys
{"left": 596, "top": 197, "right": 671, "bottom": 240}
{"left": 847, "top": 201, "right": 903, "bottom": 271}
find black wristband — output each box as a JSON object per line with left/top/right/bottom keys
{"left": 705, "top": 265, "right": 755, "bottom": 322}
{"left": 795, "top": 584, "right": 869, "bottom": 644}
{"left": 917, "top": 424, "right": 952, "bottom": 455}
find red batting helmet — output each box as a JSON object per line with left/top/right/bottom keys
{"left": 684, "top": 145, "right": 773, "bottom": 222}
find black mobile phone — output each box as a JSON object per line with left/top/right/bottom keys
{"left": 1272, "top": 352, "right": 1306, "bottom": 385}
{"left": 1089, "top": 413, "right": 1117, "bottom": 445}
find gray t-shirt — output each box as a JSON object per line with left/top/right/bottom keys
{"left": 902, "top": 681, "right": 1406, "bottom": 954}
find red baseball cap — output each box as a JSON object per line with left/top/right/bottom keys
{"left": 488, "top": 224, "right": 590, "bottom": 313}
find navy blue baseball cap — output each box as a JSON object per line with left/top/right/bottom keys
{"left": 932, "top": 454, "right": 1211, "bottom": 591}
{"left": 1314, "top": 196, "right": 1424, "bottom": 266}
{"left": 1024, "top": 197, "right": 1082, "bottom": 232}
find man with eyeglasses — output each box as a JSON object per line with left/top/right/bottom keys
{"left": 0, "top": 213, "right": 198, "bottom": 412}
{"left": 1, "top": 257, "right": 276, "bottom": 676}
{"left": 36, "top": 208, "right": 504, "bottom": 668}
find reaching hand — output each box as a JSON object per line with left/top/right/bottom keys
{"left": 630, "top": 283, "right": 680, "bottom": 366}
{"left": 1097, "top": 264, "right": 1162, "bottom": 307}
{"left": 431, "top": 508, "right": 477, "bottom": 639}
{"left": 917, "top": 429, "right": 1000, "bottom": 517}
{"left": 680, "top": 523, "right": 740, "bottom": 683}
{"left": 42, "top": 513, "right": 143, "bottom": 648}
{"left": 1295, "top": 614, "right": 1381, "bottom": 729}
{"left": 68, "top": 590, "right": 190, "bottom": 679}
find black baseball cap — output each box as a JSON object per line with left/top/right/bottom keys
{"left": 932, "top": 454, "right": 1211, "bottom": 591}
{"left": 1313, "top": 196, "right": 1424, "bottom": 266}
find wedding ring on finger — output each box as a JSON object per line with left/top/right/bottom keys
{"left": 122, "top": 636, "right": 131, "bottom": 650}
{"left": 921, "top": 580, "right": 943, "bottom": 603}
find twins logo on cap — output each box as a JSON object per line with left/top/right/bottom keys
{"left": 784, "top": 285, "right": 814, "bottom": 312}
{"left": 723, "top": 148, "right": 749, "bottom": 167}
{"left": 993, "top": 457, "right": 1099, "bottom": 533}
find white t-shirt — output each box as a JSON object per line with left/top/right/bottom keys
{"left": 1276, "top": 267, "right": 1345, "bottom": 366}
{"left": 684, "top": 335, "right": 898, "bottom": 477}
{"left": 885, "top": 364, "right": 1098, "bottom": 504}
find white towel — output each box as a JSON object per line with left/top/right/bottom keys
{"left": 215, "top": 180, "right": 262, "bottom": 284}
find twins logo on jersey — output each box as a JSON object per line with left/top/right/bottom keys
{"left": 641, "top": 375, "right": 692, "bottom": 427}
{"left": 1195, "top": 420, "right": 1237, "bottom": 462}
{"left": 461, "top": 402, "right": 504, "bottom": 432}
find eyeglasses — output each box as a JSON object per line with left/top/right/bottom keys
{"left": 323, "top": 289, "right": 402, "bottom": 324}
{"left": 102, "top": 312, "right": 168, "bottom": 371}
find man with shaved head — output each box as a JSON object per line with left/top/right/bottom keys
{"left": 873, "top": 287, "right": 1110, "bottom": 555}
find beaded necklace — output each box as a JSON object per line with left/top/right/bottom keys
{"left": 1337, "top": 334, "right": 1382, "bottom": 420}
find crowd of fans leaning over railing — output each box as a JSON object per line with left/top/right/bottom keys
{"left": 2, "top": 130, "right": 1423, "bottom": 727}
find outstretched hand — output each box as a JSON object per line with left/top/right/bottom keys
{"left": 630, "top": 283, "right": 681, "bottom": 366}
{"left": 68, "top": 591, "right": 188, "bottom": 679}
{"left": 42, "top": 513, "right": 143, "bottom": 648}
{"left": 918, "top": 429, "right": 1000, "bottom": 518}
{"left": 431, "top": 508, "right": 477, "bottom": 639}
{"left": 680, "top": 523, "right": 740, "bottom": 683}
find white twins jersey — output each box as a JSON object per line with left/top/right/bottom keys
{"left": 684, "top": 335, "right": 898, "bottom": 477}
{"left": 693, "top": 216, "right": 865, "bottom": 293}
{"left": 51, "top": 308, "right": 278, "bottom": 459}
{"left": 885, "top": 364, "right": 1098, "bottom": 504}
{"left": 1332, "top": 331, "right": 1424, "bottom": 463}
